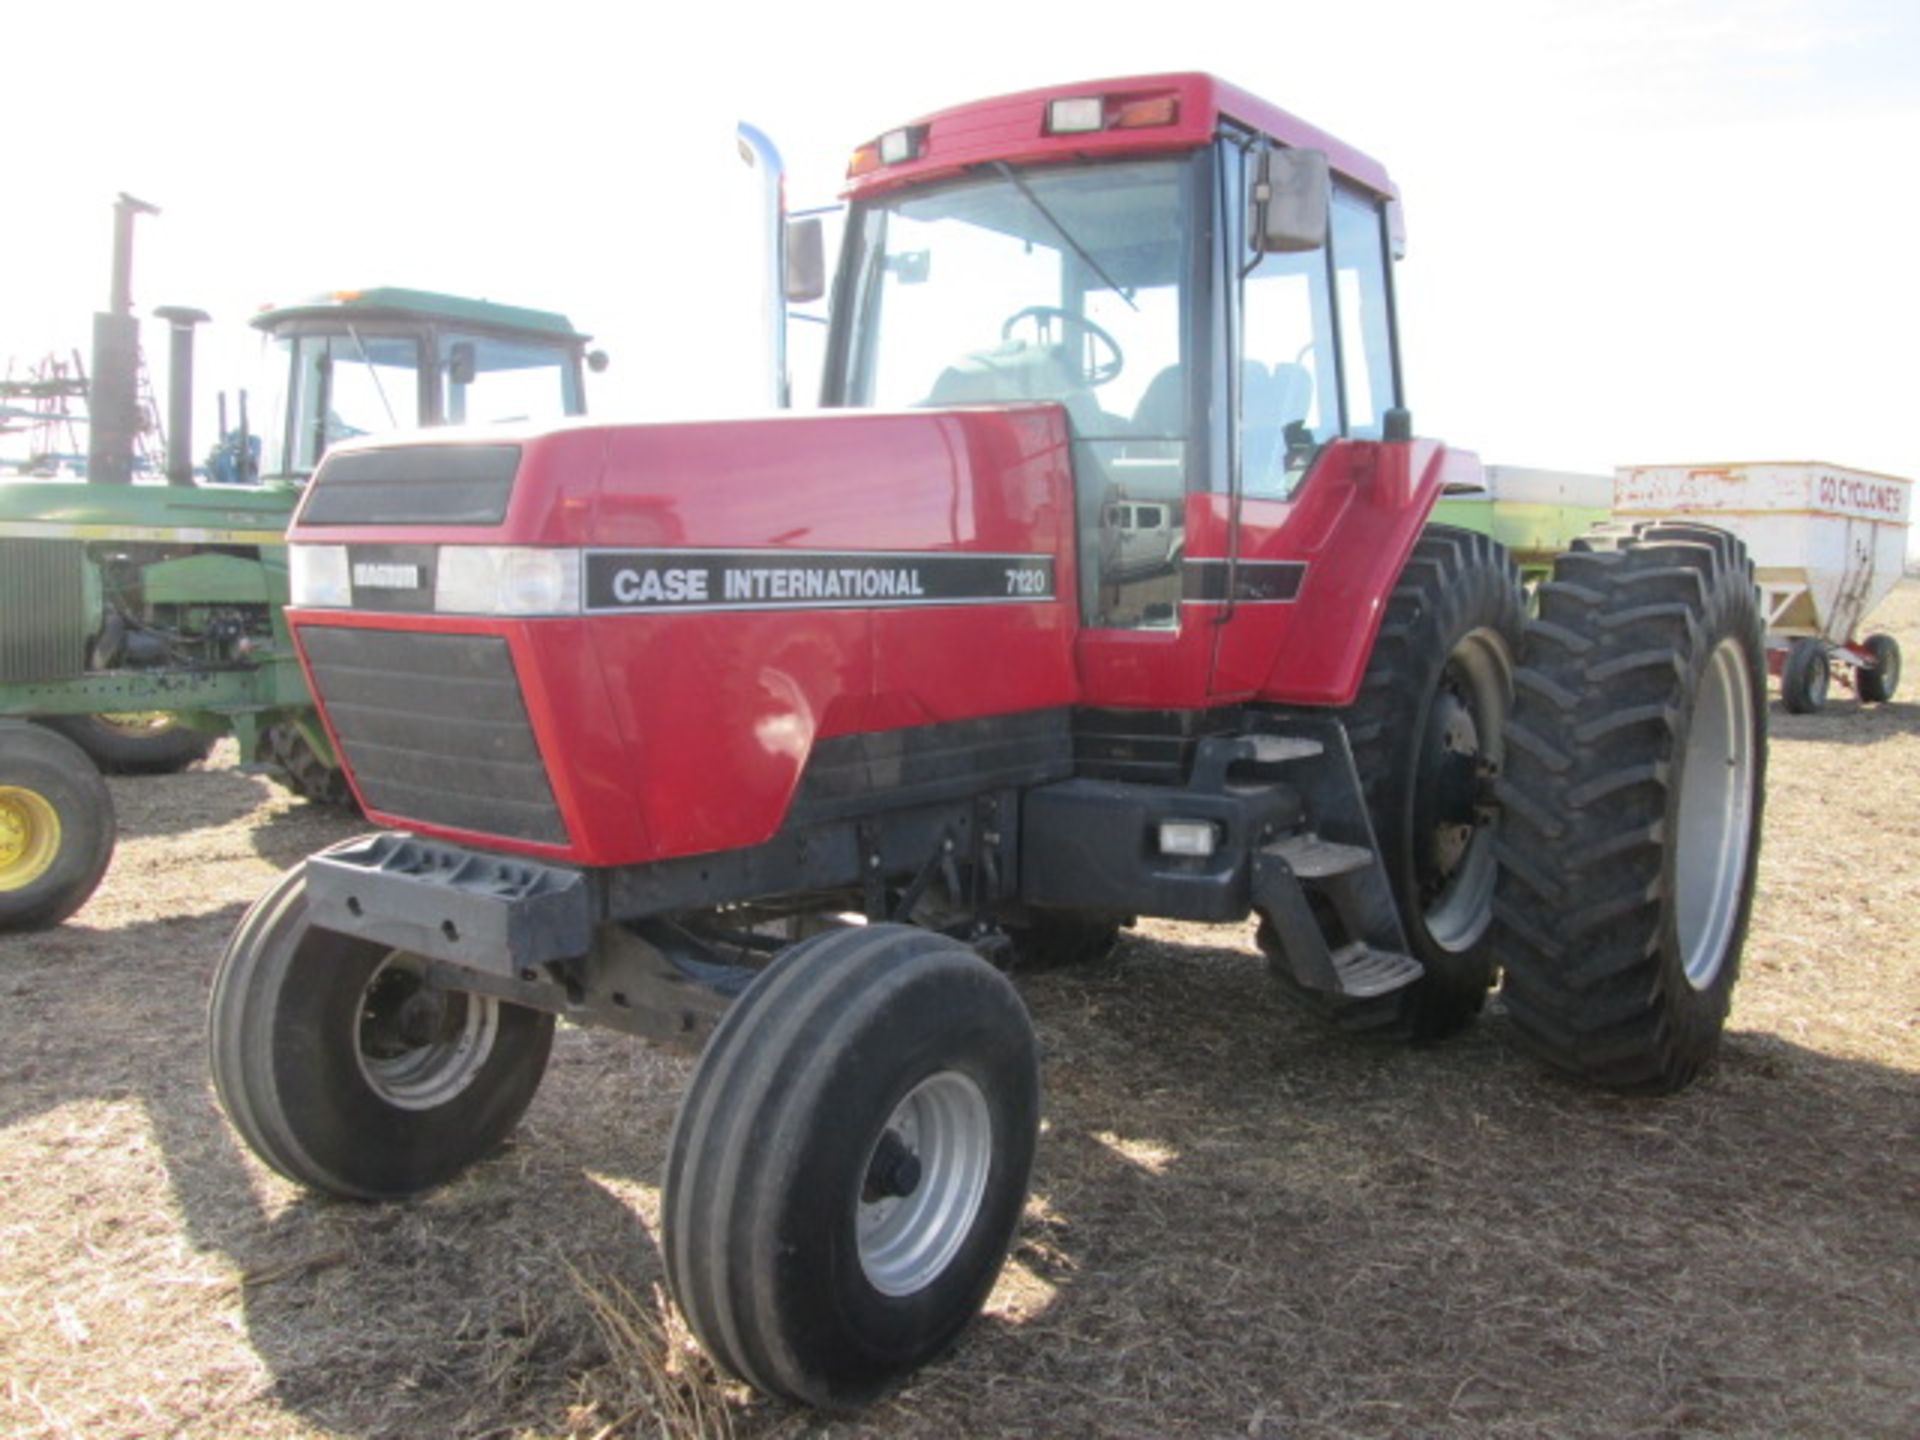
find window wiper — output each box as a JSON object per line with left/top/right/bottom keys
{"left": 345, "top": 324, "right": 400, "bottom": 429}
{"left": 992, "top": 162, "right": 1138, "bottom": 312}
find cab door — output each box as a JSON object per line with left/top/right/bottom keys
{"left": 1206, "top": 137, "right": 1406, "bottom": 701}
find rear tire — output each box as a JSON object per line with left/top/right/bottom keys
{"left": 1858, "top": 632, "right": 1901, "bottom": 704}
{"left": 1494, "top": 521, "right": 1766, "bottom": 1093}
{"left": 664, "top": 924, "right": 1039, "bottom": 1408}
{"left": 0, "top": 722, "right": 115, "bottom": 932}
{"left": 39, "top": 713, "right": 214, "bottom": 775}
{"left": 1267, "top": 524, "right": 1523, "bottom": 1040}
{"left": 208, "top": 855, "right": 555, "bottom": 1198}
{"left": 1781, "top": 637, "right": 1829, "bottom": 713}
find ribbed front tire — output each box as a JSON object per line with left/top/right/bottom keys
{"left": 208, "top": 856, "right": 555, "bottom": 1198}
{"left": 663, "top": 924, "right": 1038, "bottom": 1409}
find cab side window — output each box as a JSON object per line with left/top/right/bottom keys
{"left": 1328, "top": 189, "right": 1399, "bottom": 438}
{"left": 1238, "top": 147, "right": 1340, "bottom": 499}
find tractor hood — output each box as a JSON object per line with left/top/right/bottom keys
{"left": 283, "top": 408, "right": 1086, "bottom": 866}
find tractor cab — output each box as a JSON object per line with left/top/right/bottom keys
{"left": 252, "top": 288, "right": 601, "bottom": 481}
{"left": 821, "top": 76, "right": 1407, "bottom": 662}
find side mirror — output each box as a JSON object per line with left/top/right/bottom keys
{"left": 1252, "top": 147, "right": 1329, "bottom": 254}
{"left": 447, "top": 341, "right": 477, "bottom": 387}
{"left": 586, "top": 349, "right": 610, "bottom": 374}
{"left": 785, "top": 216, "right": 826, "bottom": 303}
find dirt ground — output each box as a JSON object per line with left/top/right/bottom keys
{"left": 3, "top": 583, "right": 1917, "bottom": 1440}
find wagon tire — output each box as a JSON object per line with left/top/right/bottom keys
{"left": 1266, "top": 523, "right": 1524, "bottom": 1040}
{"left": 39, "top": 713, "right": 214, "bottom": 775}
{"left": 664, "top": 923, "right": 1039, "bottom": 1409}
{"left": 1494, "top": 520, "right": 1767, "bottom": 1093}
{"left": 1781, "top": 636, "right": 1828, "bottom": 713}
{"left": 207, "top": 853, "right": 555, "bottom": 1199}
{"left": 1858, "top": 632, "right": 1901, "bottom": 704}
{"left": 0, "top": 722, "right": 115, "bottom": 932}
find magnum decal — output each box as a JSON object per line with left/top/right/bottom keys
{"left": 585, "top": 550, "right": 1056, "bottom": 613}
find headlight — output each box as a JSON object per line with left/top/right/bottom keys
{"left": 288, "top": 544, "right": 351, "bottom": 607}
{"left": 434, "top": 546, "right": 582, "bottom": 616}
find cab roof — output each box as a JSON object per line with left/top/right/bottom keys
{"left": 251, "top": 287, "right": 586, "bottom": 341}
{"left": 842, "top": 73, "right": 1398, "bottom": 206}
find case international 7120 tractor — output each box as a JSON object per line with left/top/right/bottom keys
{"left": 207, "top": 75, "right": 1767, "bottom": 1409}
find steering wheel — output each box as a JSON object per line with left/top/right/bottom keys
{"left": 1000, "top": 306, "right": 1124, "bottom": 386}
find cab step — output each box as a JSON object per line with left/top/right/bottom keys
{"left": 1261, "top": 833, "right": 1372, "bottom": 880}
{"left": 1329, "top": 942, "right": 1424, "bottom": 998}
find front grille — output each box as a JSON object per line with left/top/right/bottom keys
{"left": 300, "top": 626, "right": 567, "bottom": 845}
{"left": 0, "top": 539, "right": 87, "bottom": 683}
{"left": 300, "top": 444, "right": 521, "bottom": 526}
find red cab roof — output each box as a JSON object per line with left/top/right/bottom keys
{"left": 843, "top": 72, "right": 1397, "bottom": 206}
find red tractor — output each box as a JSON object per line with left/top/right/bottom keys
{"left": 209, "top": 75, "right": 1767, "bottom": 1408}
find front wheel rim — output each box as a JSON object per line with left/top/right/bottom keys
{"left": 0, "top": 786, "right": 61, "bottom": 892}
{"left": 353, "top": 953, "right": 500, "bottom": 1109}
{"left": 857, "top": 1071, "right": 993, "bottom": 1297}
{"left": 1674, "top": 639, "right": 1757, "bottom": 990}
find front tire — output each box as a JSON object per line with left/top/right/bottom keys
{"left": 0, "top": 722, "right": 115, "bottom": 932}
{"left": 1267, "top": 524, "right": 1523, "bottom": 1040}
{"left": 208, "top": 856, "right": 555, "bottom": 1199}
{"left": 1494, "top": 521, "right": 1767, "bottom": 1093}
{"left": 663, "top": 924, "right": 1039, "bottom": 1409}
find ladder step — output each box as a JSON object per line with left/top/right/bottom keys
{"left": 1330, "top": 943, "right": 1424, "bottom": 998}
{"left": 1246, "top": 735, "right": 1323, "bottom": 764}
{"left": 1263, "top": 832, "right": 1373, "bottom": 879}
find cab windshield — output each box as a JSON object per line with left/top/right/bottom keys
{"left": 836, "top": 156, "right": 1204, "bottom": 627}
{"left": 262, "top": 327, "right": 581, "bottom": 480}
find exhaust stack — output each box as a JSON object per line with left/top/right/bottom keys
{"left": 86, "top": 192, "right": 159, "bottom": 485}
{"left": 154, "top": 306, "right": 210, "bottom": 487}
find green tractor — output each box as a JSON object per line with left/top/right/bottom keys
{"left": 1, "top": 200, "right": 599, "bottom": 929}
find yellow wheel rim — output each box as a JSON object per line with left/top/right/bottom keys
{"left": 0, "top": 785, "right": 62, "bottom": 892}
{"left": 97, "top": 712, "right": 177, "bottom": 736}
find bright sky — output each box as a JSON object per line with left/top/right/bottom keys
{"left": 5, "top": 0, "right": 1917, "bottom": 546}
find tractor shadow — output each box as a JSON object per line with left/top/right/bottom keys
{"left": 8, "top": 910, "right": 1914, "bottom": 1437}
{"left": 105, "top": 764, "right": 277, "bottom": 839}
{"left": 0, "top": 906, "right": 687, "bottom": 1440}
{"left": 913, "top": 930, "right": 1920, "bottom": 1437}
{"left": 1768, "top": 695, "right": 1920, "bottom": 746}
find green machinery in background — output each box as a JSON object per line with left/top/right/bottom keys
{"left": 1432, "top": 465, "right": 1615, "bottom": 583}
{"left": 1, "top": 202, "right": 601, "bottom": 929}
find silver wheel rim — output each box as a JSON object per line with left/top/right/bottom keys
{"left": 1675, "top": 638, "right": 1757, "bottom": 989}
{"left": 857, "top": 1071, "right": 992, "bottom": 1297}
{"left": 1423, "top": 626, "right": 1513, "bottom": 952}
{"left": 353, "top": 953, "right": 500, "bottom": 1110}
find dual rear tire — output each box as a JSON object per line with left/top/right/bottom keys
{"left": 1493, "top": 521, "right": 1767, "bottom": 1092}
{"left": 1267, "top": 525, "right": 1523, "bottom": 1040}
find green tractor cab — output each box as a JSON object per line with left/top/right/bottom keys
{"left": 250, "top": 288, "right": 600, "bottom": 479}
{"left": 2, "top": 253, "right": 597, "bottom": 930}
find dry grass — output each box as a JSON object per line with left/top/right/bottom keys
{"left": 3, "top": 583, "right": 1917, "bottom": 1439}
